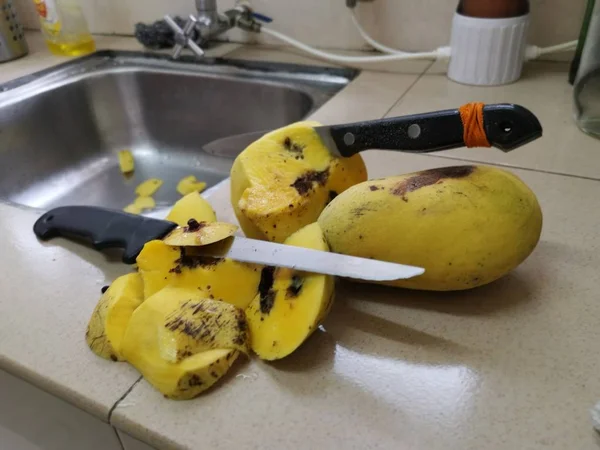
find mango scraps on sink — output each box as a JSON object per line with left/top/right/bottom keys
{"left": 118, "top": 150, "right": 135, "bottom": 174}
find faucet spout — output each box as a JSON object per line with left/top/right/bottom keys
{"left": 196, "top": 0, "right": 217, "bottom": 13}
{"left": 165, "top": 0, "right": 262, "bottom": 59}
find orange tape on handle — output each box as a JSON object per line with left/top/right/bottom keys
{"left": 459, "top": 102, "right": 491, "bottom": 148}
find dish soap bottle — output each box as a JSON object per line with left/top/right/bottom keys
{"left": 32, "top": 0, "right": 95, "bottom": 56}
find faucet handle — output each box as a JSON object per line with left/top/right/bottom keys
{"left": 164, "top": 14, "right": 205, "bottom": 59}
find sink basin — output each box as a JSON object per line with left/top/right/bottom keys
{"left": 0, "top": 50, "right": 357, "bottom": 212}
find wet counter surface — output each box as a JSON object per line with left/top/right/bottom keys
{"left": 1, "top": 32, "right": 599, "bottom": 450}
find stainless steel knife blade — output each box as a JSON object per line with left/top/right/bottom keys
{"left": 201, "top": 127, "right": 344, "bottom": 158}
{"left": 202, "top": 129, "right": 272, "bottom": 157}
{"left": 196, "top": 236, "right": 425, "bottom": 281}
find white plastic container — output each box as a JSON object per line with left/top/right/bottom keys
{"left": 447, "top": 12, "right": 530, "bottom": 86}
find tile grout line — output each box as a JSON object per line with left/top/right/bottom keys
{"left": 409, "top": 152, "right": 600, "bottom": 183}
{"left": 108, "top": 376, "right": 143, "bottom": 424}
{"left": 113, "top": 426, "right": 126, "bottom": 450}
{"left": 380, "top": 63, "right": 433, "bottom": 119}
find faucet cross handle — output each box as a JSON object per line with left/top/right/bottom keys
{"left": 164, "top": 14, "right": 205, "bottom": 59}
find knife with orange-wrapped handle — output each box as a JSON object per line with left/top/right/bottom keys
{"left": 202, "top": 103, "right": 542, "bottom": 157}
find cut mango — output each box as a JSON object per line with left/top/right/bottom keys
{"left": 162, "top": 221, "right": 238, "bottom": 247}
{"left": 124, "top": 203, "right": 141, "bottom": 215}
{"left": 177, "top": 175, "right": 207, "bottom": 196}
{"left": 245, "top": 223, "right": 334, "bottom": 360}
{"left": 118, "top": 150, "right": 135, "bottom": 174}
{"left": 136, "top": 240, "right": 262, "bottom": 309}
{"left": 122, "top": 287, "right": 241, "bottom": 399}
{"left": 230, "top": 121, "right": 367, "bottom": 243}
{"left": 166, "top": 192, "right": 217, "bottom": 226}
{"left": 86, "top": 273, "right": 144, "bottom": 361}
{"left": 133, "top": 196, "right": 156, "bottom": 211}
{"left": 136, "top": 178, "right": 163, "bottom": 197}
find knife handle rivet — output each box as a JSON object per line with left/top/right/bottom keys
{"left": 408, "top": 124, "right": 421, "bottom": 139}
{"left": 343, "top": 132, "right": 356, "bottom": 146}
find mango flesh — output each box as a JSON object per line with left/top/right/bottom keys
{"left": 135, "top": 178, "right": 163, "bottom": 197}
{"left": 136, "top": 240, "right": 262, "bottom": 309}
{"left": 122, "top": 287, "right": 240, "bottom": 399}
{"left": 245, "top": 223, "right": 335, "bottom": 360}
{"left": 85, "top": 273, "right": 144, "bottom": 361}
{"left": 166, "top": 192, "right": 216, "bottom": 226}
{"left": 177, "top": 175, "right": 207, "bottom": 196}
{"left": 118, "top": 150, "right": 135, "bottom": 174}
{"left": 318, "top": 165, "right": 543, "bottom": 291}
{"left": 230, "top": 121, "right": 367, "bottom": 243}
{"left": 162, "top": 221, "right": 238, "bottom": 247}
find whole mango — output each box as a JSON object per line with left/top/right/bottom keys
{"left": 317, "top": 165, "right": 542, "bottom": 291}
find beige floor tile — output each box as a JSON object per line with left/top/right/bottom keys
{"left": 383, "top": 62, "right": 600, "bottom": 179}
{"left": 112, "top": 154, "right": 600, "bottom": 450}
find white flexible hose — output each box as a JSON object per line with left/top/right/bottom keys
{"left": 349, "top": 10, "right": 406, "bottom": 55}
{"left": 261, "top": 27, "right": 444, "bottom": 64}
{"left": 538, "top": 40, "right": 579, "bottom": 55}
{"left": 261, "top": 11, "right": 577, "bottom": 66}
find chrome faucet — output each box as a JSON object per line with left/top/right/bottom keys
{"left": 164, "top": 0, "right": 262, "bottom": 59}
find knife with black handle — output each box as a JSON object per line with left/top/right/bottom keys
{"left": 33, "top": 206, "right": 425, "bottom": 282}
{"left": 202, "top": 103, "right": 543, "bottom": 158}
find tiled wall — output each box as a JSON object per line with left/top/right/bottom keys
{"left": 15, "top": 0, "right": 585, "bottom": 52}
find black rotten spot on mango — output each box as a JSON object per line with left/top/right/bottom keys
{"left": 291, "top": 169, "right": 330, "bottom": 196}
{"left": 286, "top": 275, "right": 304, "bottom": 298}
{"left": 258, "top": 266, "right": 276, "bottom": 314}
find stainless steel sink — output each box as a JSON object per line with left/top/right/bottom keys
{"left": 0, "top": 51, "right": 357, "bottom": 212}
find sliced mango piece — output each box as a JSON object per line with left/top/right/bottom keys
{"left": 166, "top": 192, "right": 217, "bottom": 226}
{"left": 177, "top": 175, "right": 207, "bottom": 196}
{"left": 86, "top": 273, "right": 144, "bottom": 361}
{"left": 133, "top": 196, "right": 156, "bottom": 211}
{"left": 136, "top": 240, "right": 262, "bottom": 309}
{"left": 163, "top": 220, "right": 238, "bottom": 247}
{"left": 136, "top": 178, "right": 163, "bottom": 197}
{"left": 118, "top": 150, "right": 135, "bottom": 174}
{"left": 230, "top": 121, "right": 367, "bottom": 243}
{"left": 124, "top": 203, "right": 141, "bottom": 215}
{"left": 121, "top": 287, "right": 242, "bottom": 399}
{"left": 245, "top": 223, "right": 334, "bottom": 360}
{"left": 160, "top": 297, "right": 248, "bottom": 362}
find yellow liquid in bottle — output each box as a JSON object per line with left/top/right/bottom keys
{"left": 46, "top": 35, "right": 96, "bottom": 56}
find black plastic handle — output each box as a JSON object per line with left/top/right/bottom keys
{"left": 326, "top": 103, "right": 542, "bottom": 157}
{"left": 33, "top": 206, "right": 177, "bottom": 264}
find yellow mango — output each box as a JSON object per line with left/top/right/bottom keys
{"left": 318, "top": 165, "right": 543, "bottom": 291}
{"left": 122, "top": 287, "right": 241, "bottom": 399}
{"left": 162, "top": 221, "right": 238, "bottom": 247}
{"left": 245, "top": 223, "right": 334, "bottom": 360}
{"left": 135, "top": 178, "right": 163, "bottom": 197}
{"left": 166, "top": 191, "right": 217, "bottom": 226}
{"left": 177, "top": 175, "right": 207, "bottom": 196}
{"left": 85, "top": 273, "right": 144, "bottom": 361}
{"left": 133, "top": 196, "right": 156, "bottom": 211}
{"left": 230, "top": 121, "right": 367, "bottom": 243}
{"left": 118, "top": 150, "right": 135, "bottom": 174}
{"left": 136, "top": 240, "right": 262, "bottom": 309}
{"left": 123, "top": 203, "right": 141, "bottom": 215}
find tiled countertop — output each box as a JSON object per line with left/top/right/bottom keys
{"left": 2, "top": 32, "right": 600, "bottom": 450}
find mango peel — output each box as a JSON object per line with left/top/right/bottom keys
{"left": 318, "top": 165, "right": 543, "bottom": 291}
